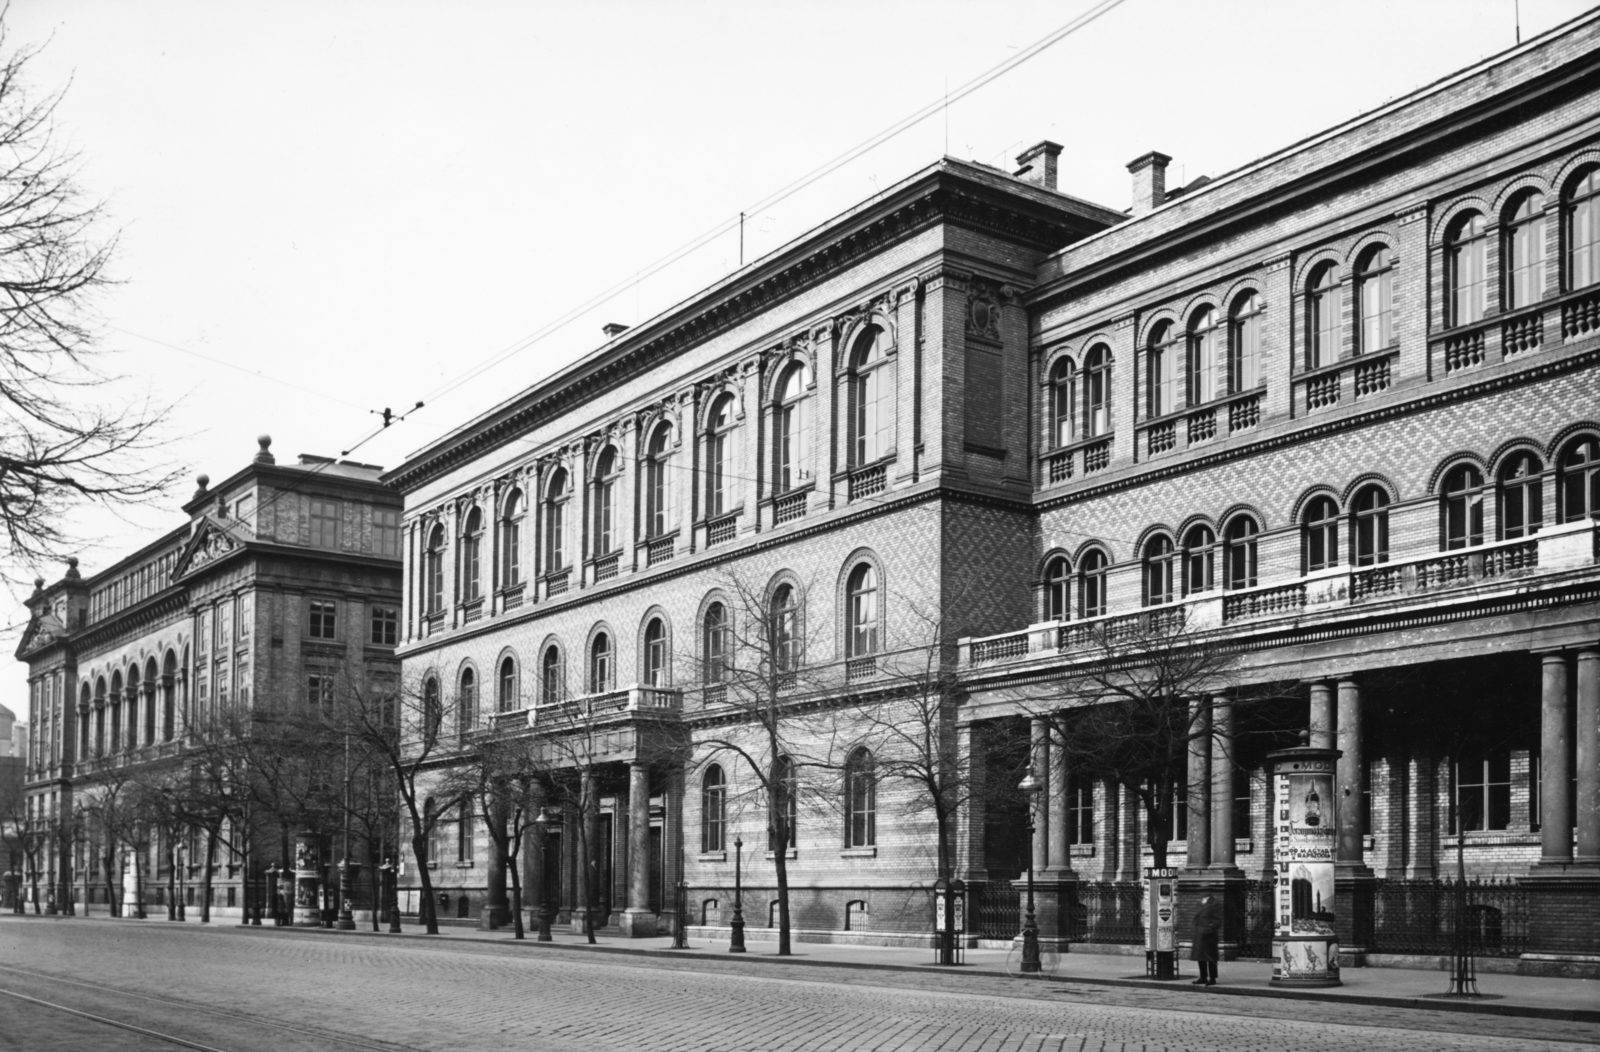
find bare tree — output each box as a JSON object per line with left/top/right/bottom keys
{"left": 73, "top": 764, "right": 135, "bottom": 915}
{"left": 0, "top": 18, "right": 179, "bottom": 583}
{"left": 434, "top": 724, "right": 544, "bottom": 940}
{"left": 533, "top": 694, "right": 622, "bottom": 946}
{"left": 1018, "top": 612, "right": 1257, "bottom": 870}
{"left": 689, "top": 571, "right": 840, "bottom": 956}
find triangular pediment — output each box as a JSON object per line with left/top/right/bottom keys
{"left": 172, "top": 516, "right": 255, "bottom": 580}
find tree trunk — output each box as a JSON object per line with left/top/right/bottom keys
{"left": 508, "top": 842, "right": 525, "bottom": 940}
{"left": 103, "top": 849, "right": 116, "bottom": 917}
{"left": 166, "top": 842, "right": 177, "bottom": 920}
{"left": 200, "top": 827, "right": 217, "bottom": 923}
{"left": 410, "top": 831, "right": 438, "bottom": 934}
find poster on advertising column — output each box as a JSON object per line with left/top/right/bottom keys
{"left": 1269, "top": 747, "right": 1342, "bottom": 987}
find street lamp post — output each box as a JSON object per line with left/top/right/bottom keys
{"left": 533, "top": 810, "right": 553, "bottom": 942}
{"left": 672, "top": 879, "right": 689, "bottom": 949}
{"left": 1018, "top": 773, "right": 1042, "bottom": 975}
{"left": 378, "top": 857, "right": 401, "bottom": 933}
{"left": 337, "top": 857, "right": 356, "bottom": 930}
{"left": 729, "top": 836, "right": 746, "bottom": 953}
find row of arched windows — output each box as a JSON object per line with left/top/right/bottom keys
{"left": 699, "top": 747, "right": 875, "bottom": 853}
{"left": 76, "top": 651, "right": 181, "bottom": 759}
{"left": 1044, "top": 163, "right": 1600, "bottom": 451}
{"left": 421, "top": 558, "right": 887, "bottom": 728}
{"left": 420, "top": 325, "right": 898, "bottom": 617}
{"left": 1038, "top": 433, "right": 1600, "bottom": 621}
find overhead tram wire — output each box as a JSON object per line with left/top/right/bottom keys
{"left": 109, "top": 325, "right": 372, "bottom": 412}
{"left": 408, "top": 0, "right": 1131, "bottom": 413}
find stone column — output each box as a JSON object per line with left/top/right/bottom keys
{"left": 1209, "top": 697, "right": 1236, "bottom": 869}
{"left": 1185, "top": 698, "right": 1210, "bottom": 870}
{"left": 479, "top": 797, "right": 509, "bottom": 931}
{"left": 573, "top": 771, "right": 600, "bottom": 935}
{"left": 1046, "top": 720, "right": 1072, "bottom": 877}
{"left": 1576, "top": 647, "right": 1600, "bottom": 867}
{"left": 1525, "top": 649, "right": 1600, "bottom": 959}
{"left": 955, "top": 722, "right": 988, "bottom": 881}
{"left": 1334, "top": 676, "right": 1374, "bottom": 960}
{"left": 622, "top": 762, "right": 655, "bottom": 936}
{"left": 1309, "top": 681, "right": 1334, "bottom": 750}
{"left": 1538, "top": 651, "right": 1572, "bottom": 867}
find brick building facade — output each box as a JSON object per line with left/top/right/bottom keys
{"left": 389, "top": 15, "right": 1600, "bottom": 971}
{"left": 14, "top": 437, "right": 402, "bottom": 919}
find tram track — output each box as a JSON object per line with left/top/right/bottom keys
{"left": 0, "top": 962, "right": 424, "bottom": 1052}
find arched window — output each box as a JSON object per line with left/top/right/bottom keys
{"left": 1146, "top": 324, "right": 1177, "bottom": 418}
{"left": 1499, "top": 452, "right": 1544, "bottom": 540}
{"left": 846, "top": 564, "right": 879, "bottom": 658}
{"left": 1303, "top": 496, "right": 1340, "bottom": 572}
{"left": 110, "top": 671, "right": 122, "bottom": 752}
{"left": 771, "top": 755, "right": 797, "bottom": 850}
{"left": 850, "top": 326, "right": 895, "bottom": 466}
{"left": 1352, "top": 486, "right": 1391, "bottom": 566}
{"left": 594, "top": 447, "right": 619, "bottom": 556}
{"left": 771, "top": 584, "right": 799, "bottom": 673}
{"left": 497, "top": 656, "right": 517, "bottom": 713}
{"left": 643, "top": 618, "right": 668, "bottom": 687}
{"left": 1043, "top": 556, "right": 1071, "bottom": 621}
{"left": 161, "top": 650, "right": 177, "bottom": 742}
{"left": 1559, "top": 437, "right": 1600, "bottom": 522}
{"left": 461, "top": 507, "right": 483, "bottom": 602}
{"left": 701, "top": 764, "right": 726, "bottom": 853}
{"left": 93, "top": 677, "right": 106, "bottom": 757}
{"left": 703, "top": 602, "right": 729, "bottom": 684}
{"left": 1049, "top": 357, "right": 1077, "bottom": 445}
{"left": 423, "top": 677, "right": 442, "bottom": 745}
{"left": 425, "top": 524, "right": 445, "bottom": 615}
{"left": 458, "top": 668, "right": 476, "bottom": 740}
{"left": 1567, "top": 167, "right": 1600, "bottom": 290}
{"left": 845, "top": 747, "right": 875, "bottom": 848}
{"left": 1447, "top": 212, "right": 1488, "bottom": 326}
{"left": 774, "top": 361, "right": 811, "bottom": 492}
{"left": 1187, "top": 308, "right": 1220, "bottom": 406}
{"left": 589, "top": 633, "right": 612, "bottom": 694}
{"left": 1504, "top": 192, "right": 1546, "bottom": 309}
{"left": 1182, "top": 524, "right": 1215, "bottom": 595}
{"left": 1144, "top": 535, "right": 1175, "bottom": 606}
{"left": 1083, "top": 345, "right": 1112, "bottom": 437}
{"left": 1080, "top": 549, "right": 1109, "bottom": 618}
{"left": 540, "top": 646, "right": 562, "bottom": 704}
{"left": 1307, "top": 262, "right": 1341, "bottom": 368}
{"left": 1229, "top": 292, "right": 1262, "bottom": 392}
{"left": 456, "top": 802, "right": 474, "bottom": 863}
{"left": 501, "top": 490, "right": 524, "bottom": 589}
{"left": 1356, "top": 246, "right": 1394, "bottom": 352}
{"left": 544, "top": 469, "right": 569, "bottom": 572}
{"left": 705, "top": 394, "right": 735, "bottom": 517}
{"left": 1223, "top": 518, "right": 1258, "bottom": 590}
{"left": 644, "top": 424, "right": 672, "bottom": 538}
{"left": 1442, "top": 465, "right": 1485, "bottom": 550}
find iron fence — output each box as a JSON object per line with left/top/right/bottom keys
{"left": 1370, "top": 878, "right": 1528, "bottom": 958}
{"left": 1238, "top": 879, "right": 1274, "bottom": 957}
{"left": 967, "top": 880, "right": 1020, "bottom": 939}
{"left": 1068, "top": 881, "right": 1144, "bottom": 944}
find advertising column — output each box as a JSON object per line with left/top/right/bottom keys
{"left": 293, "top": 832, "right": 321, "bottom": 927}
{"left": 1143, "top": 866, "right": 1178, "bottom": 979}
{"left": 1269, "top": 743, "right": 1341, "bottom": 987}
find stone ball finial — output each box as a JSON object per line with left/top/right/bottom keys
{"left": 194, "top": 473, "right": 210, "bottom": 501}
{"left": 255, "top": 434, "right": 275, "bottom": 465}
{"left": 65, "top": 556, "right": 80, "bottom": 579}
{"left": 32, "top": 576, "right": 44, "bottom": 592}
{"left": 1298, "top": 728, "right": 1311, "bottom": 747}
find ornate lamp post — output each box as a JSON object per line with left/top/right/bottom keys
{"left": 533, "top": 810, "right": 553, "bottom": 942}
{"left": 729, "top": 836, "right": 746, "bottom": 953}
{"left": 1017, "top": 773, "right": 1042, "bottom": 975}
{"left": 378, "top": 857, "right": 401, "bottom": 933}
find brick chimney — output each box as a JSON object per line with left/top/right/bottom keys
{"left": 1127, "top": 151, "right": 1172, "bottom": 216}
{"left": 1014, "top": 141, "right": 1063, "bottom": 191}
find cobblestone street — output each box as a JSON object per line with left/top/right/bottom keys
{"left": 0, "top": 918, "right": 1596, "bottom": 1052}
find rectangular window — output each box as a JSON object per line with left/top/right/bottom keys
{"left": 308, "top": 673, "right": 334, "bottom": 711}
{"left": 373, "top": 508, "right": 400, "bottom": 558}
{"left": 235, "top": 653, "right": 250, "bottom": 708}
{"left": 198, "top": 609, "right": 212, "bottom": 657}
{"left": 216, "top": 601, "right": 233, "bottom": 649}
{"left": 308, "top": 600, "right": 337, "bottom": 640}
{"left": 457, "top": 811, "right": 475, "bottom": 863}
{"left": 370, "top": 606, "right": 398, "bottom": 646}
{"left": 216, "top": 661, "right": 229, "bottom": 709}
{"left": 1067, "top": 779, "right": 1094, "bottom": 846}
{"left": 1455, "top": 752, "right": 1511, "bottom": 832}
{"left": 309, "top": 499, "right": 341, "bottom": 549}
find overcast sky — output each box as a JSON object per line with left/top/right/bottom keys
{"left": 4, "top": 0, "right": 1594, "bottom": 720}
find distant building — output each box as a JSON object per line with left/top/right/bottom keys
{"left": 15, "top": 437, "right": 402, "bottom": 916}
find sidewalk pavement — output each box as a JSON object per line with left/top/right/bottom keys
{"left": 45, "top": 912, "right": 1600, "bottom": 1024}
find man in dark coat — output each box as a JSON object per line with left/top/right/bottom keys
{"left": 1190, "top": 895, "right": 1221, "bottom": 985}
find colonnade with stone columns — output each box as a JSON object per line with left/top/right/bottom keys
{"left": 1526, "top": 645, "right": 1600, "bottom": 957}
